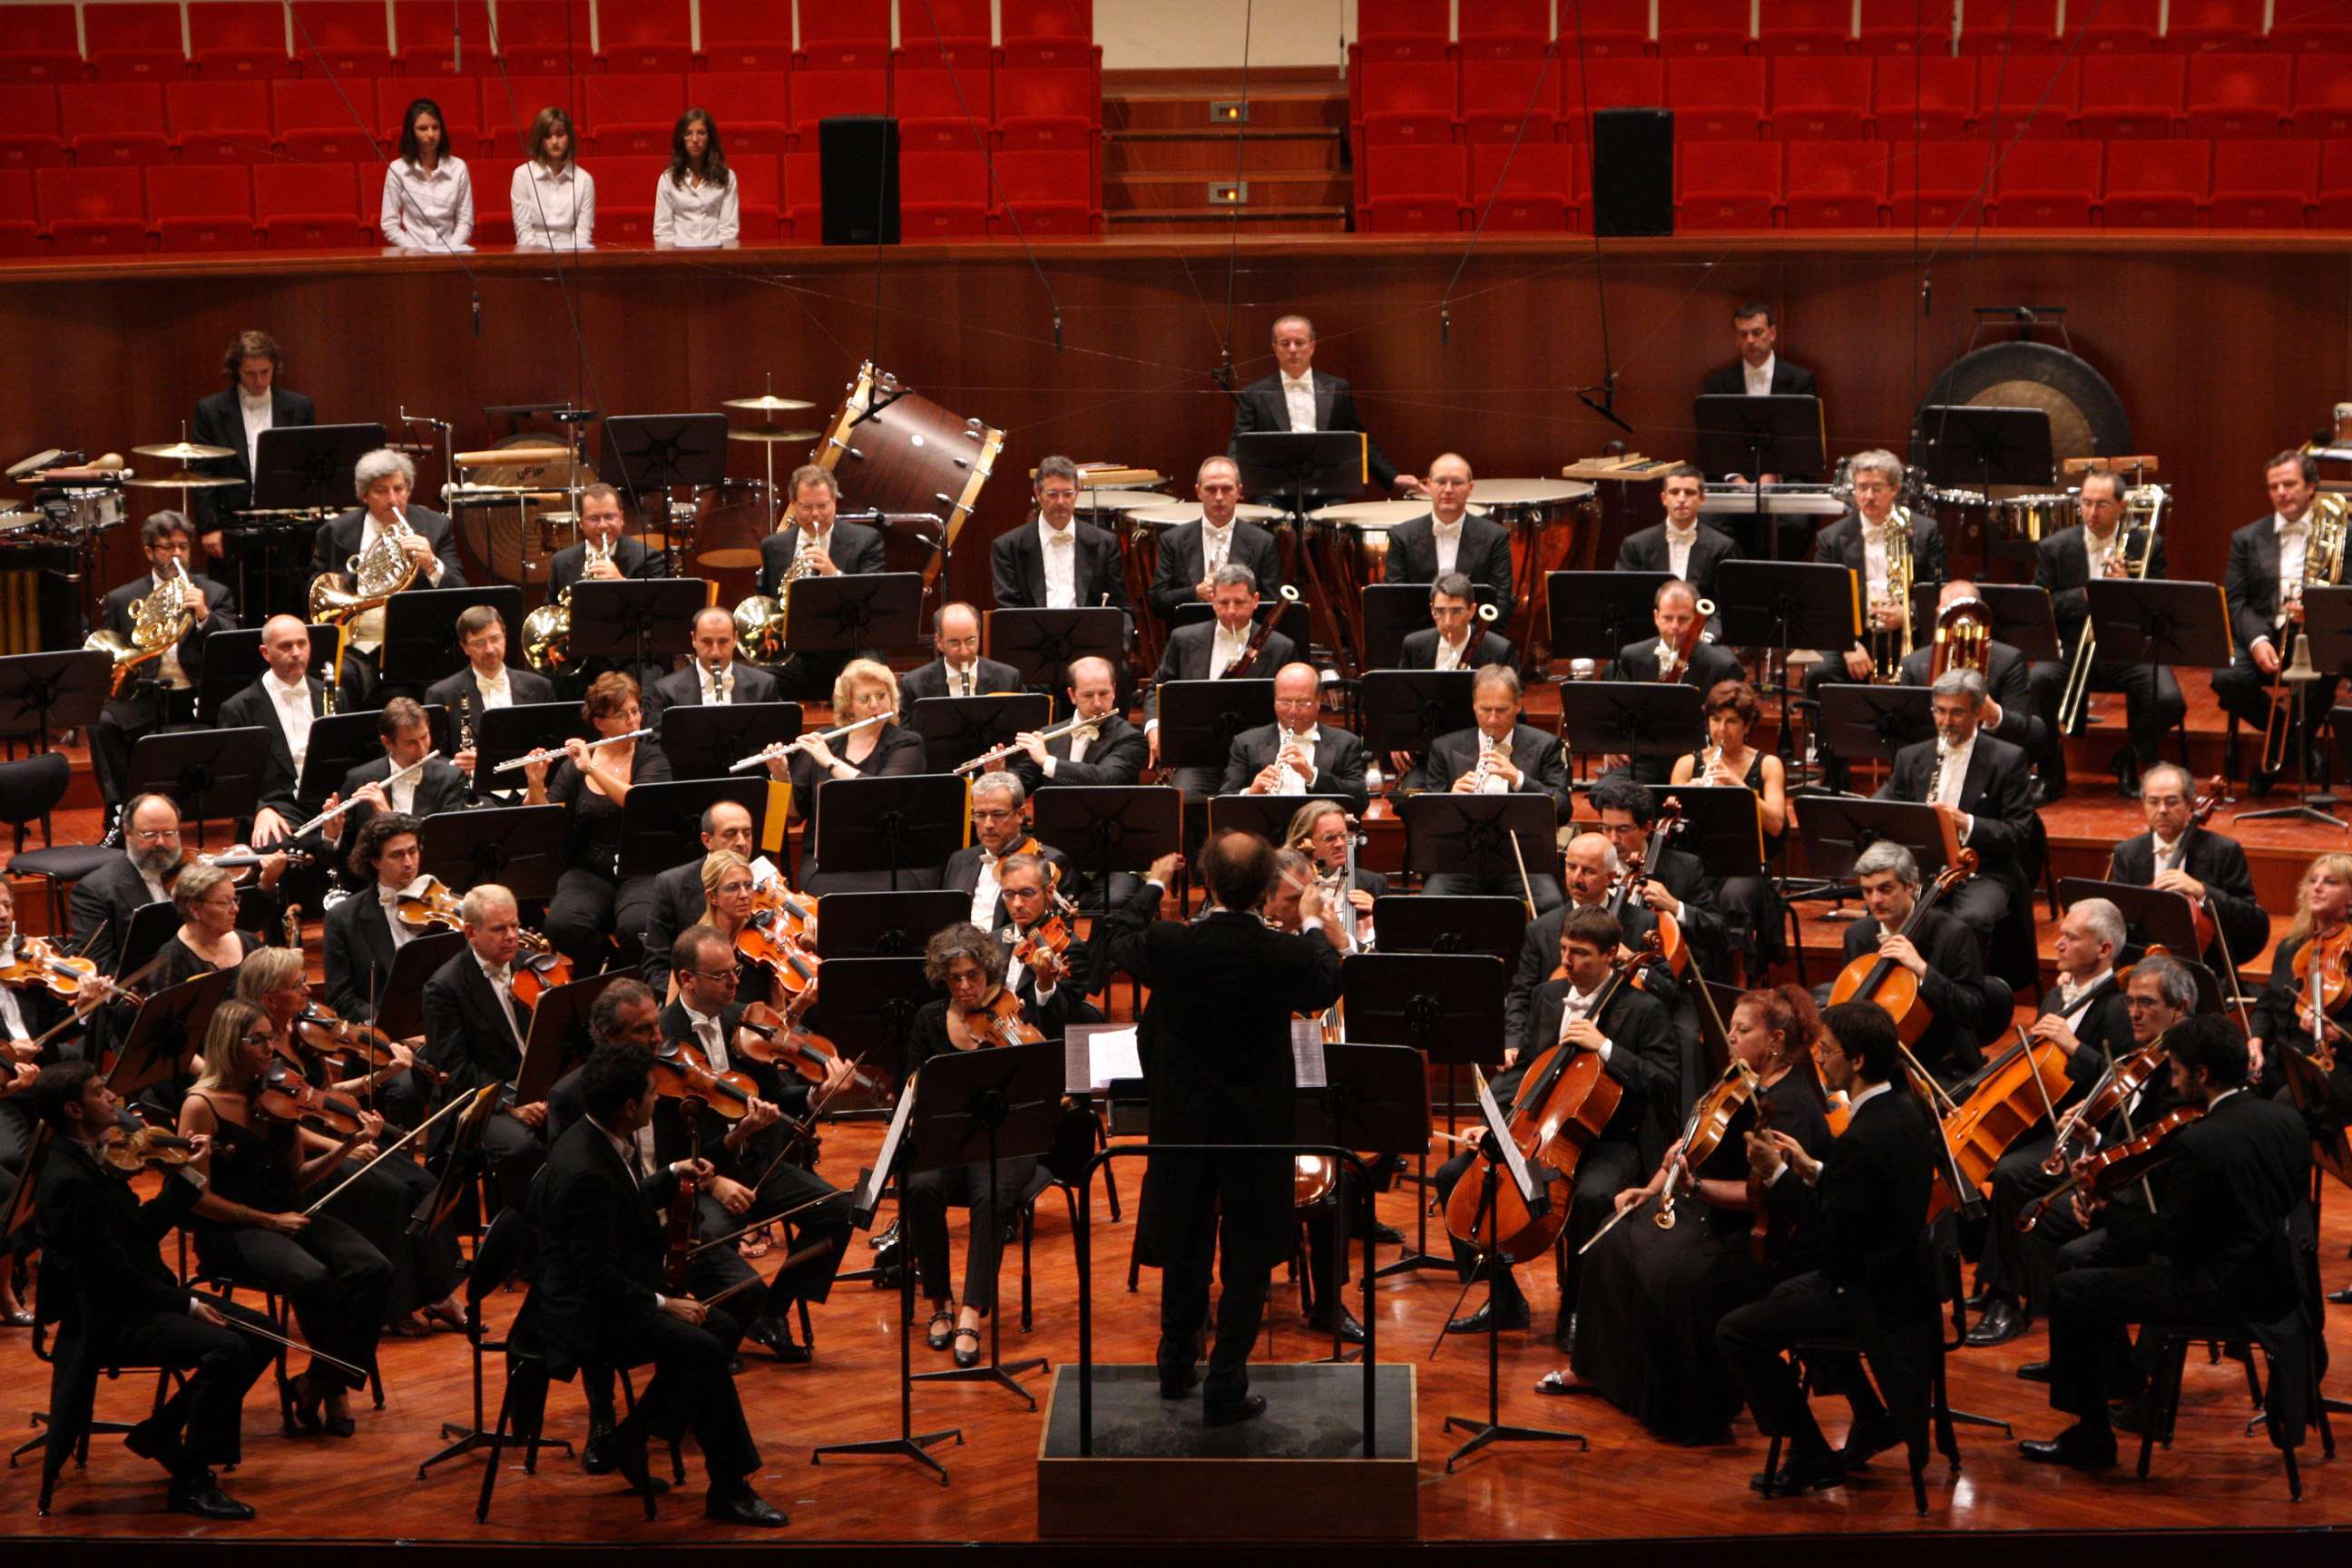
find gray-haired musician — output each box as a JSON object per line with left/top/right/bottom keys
{"left": 305, "top": 447, "right": 466, "bottom": 704}
{"left": 1873, "top": 668, "right": 2037, "bottom": 945}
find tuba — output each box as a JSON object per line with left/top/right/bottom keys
{"left": 520, "top": 533, "right": 612, "bottom": 675}
{"left": 84, "top": 556, "right": 194, "bottom": 697}
{"left": 731, "top": 533, "right": 819, "bottom": 663}
{"left": 1927, "top": 593, "right": 1994, "bottom": 682}
{"left": 309, "top": 511, "right": 421, "bottom": 625}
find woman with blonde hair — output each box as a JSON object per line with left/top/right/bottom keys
{"left": 785, "top": 658, "right": 926, "bottom": 890}
{"left": 2247, "top": 850, "right": 2352, "bottom": 1095}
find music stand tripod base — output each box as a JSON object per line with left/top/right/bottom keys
{"left": 1438, "top": 1160, "right": 1586, "bottom": 1472}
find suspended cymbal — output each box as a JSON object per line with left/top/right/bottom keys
{"left": 132, "top": 439, "right": 235, "bottom": 463}
{"left": 723, "top": 394, "right": 816, "bottom": 413}
{"left": 727, "top": 428, "right": 818, "bottom": 444}
{"left": 126, "top": 468, "right": 240, "bottom": 489}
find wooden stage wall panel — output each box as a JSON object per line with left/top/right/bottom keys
{"left": 5, "top": 238, "right": 2348, "bottom": 614}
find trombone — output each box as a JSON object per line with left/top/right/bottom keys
{"left": 2259, "top": 491, "right": 2352, "bottom": 777}
{"left": 2057, "top": 484, "right": 2165, "bottom": 736}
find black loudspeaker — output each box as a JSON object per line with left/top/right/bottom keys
{"left": 819, "top": 115, "right": 899, "bottom": 246}
{"left": 1591, "top": 108, "right": 1673, "bottom": 237}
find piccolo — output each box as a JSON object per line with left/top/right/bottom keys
{"left": 953, "top": 713, "right": 1100, "bottom": 776}
{"left": 729, "top": 711, "right": 888, "bottom": 771}
{"left": 492, "top": 729, "right": 651, "bottom": 774}
{"left": 292, "top": 750, "right": 442, "bottom": 835}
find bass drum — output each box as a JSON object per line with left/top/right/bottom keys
{"left": 814, "top": 361, "right": 1004, "bottom": 602}
{"left": 449, "top": 434, "right": 598, "bottom": 587}
{"left": 1912, "top": 340, "right": 2132, "bottom": 477}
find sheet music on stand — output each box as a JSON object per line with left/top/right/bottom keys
{"left": 853, "top": 1080, "right": 921, "bottom": 1227}
{"left": 1473, "top": 1065, "right": 1541, "bottom": 1209}
{"left": 1063, "top": 1022, "right": 1143, "bottom": 1096}
{"left": 1291, "top": 1018, "right": 1328, "bottom": 1091}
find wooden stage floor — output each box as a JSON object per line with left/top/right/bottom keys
{"left": 3, "top": 1116, "right": 2348, "bottom": 1558}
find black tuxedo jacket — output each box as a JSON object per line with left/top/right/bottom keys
{"left": 1614, "top": 521, "right": 1742, "bottom": 599}
{"left": 942, "top": 839, "right": 1078, "bottom": 926}
{"left": 1876, "top": 730, "right": 2038, "bottom": 911}
{"left": 1701, "top": 358, "right": 1818, "bottom": 398}
{"left": 306, "top": 505, "right": 466, "bottom": 596}
{"left": 2222, "top": 515, "right": 2292, "bottom": 652}
{"left": 897, "top": 655, "right": 1024, "bottom": 713}
{"left": 1764, "top": 1081, "right": 1939, "bottom": 1319}
{"left": 1227, "top": 369, "right": 1399, "bottom": 490}
{"left": 1522, "top": 979, "right": 1677, "bottom": 1155}
{"left": 1897, "top": 639, "right": 2036, "bottom": 750}
{"left": 189, "top": 384, "right": 315, "bottom": 524}
{"left": 1813, "top": 508, "right": 1948, "bottom": 602}
{"left": 1380, "top": 513, "right": 1514, "bottom": 608}
{"left": 522, "top": 1116, "right": 680, "bottom": 1364}
{"left": 1145, "top": 519, "right": 1285, "bottom": 622}
{"left": 422, "top": 662, "right": 557, "bottom": 717}
{"left": 99, "top": 571, "right": 238, "bottom": 697}
{"left": 758, "top": 518, "right": 887, "bottom": 596}
{"left": 1396, "top": 626, "right": 1515, "bottom": 671}
{"left": 1220, "top": 722, "right": 1371, "bottom": 814}
{"left": 2034, "top": 522, "right": 2167, "bottom": 644}
{"left": 2107, "top": 1089, "right": 2311, "bottom": 1318}
{"left": 639, "top": 859, "right": 708, "bottom": 998}
{"left": 334, "top": 752, "right": 470, "bottom": 843}
{"left": 322, "top": 886, "right": 404, "bottom": 1022}
{"left": 34, "top": 1137, "right": 209, "bottom": 1348}
{"left": 68, "top": 853, "right": 171, "bottom": 975}
{"left": 1406, "top": 722, "right": 1570, "bottom": 816}
{"left": 2107, "top": 827, "right": 2268, "bottom": 974}
{"left": 1144, "top": 620, "right": 1298, "bottom": 721}
{"left": 421, "top": 946, "right": 528, "bottom": 1099}
{"left": 546, "top": 534, "right": 670, "bottom": 599}
{"left": 1838, "top": 906, "right": 1986, "bottom": 1080}
{"left": 654, "top": 996, "right": 794, "bottom": 1169}
{"left": 1606, "top": 635, "right": 1746, "bottom": 691}
{"left": 2039, "top": 974, "right": 2136, "bottom": 1099}
{"left": 1013, "top": 711, "right": 1148, "bottom": 790}
{"left": 1504, "top": 899, "right": 1670, "bottom": 1061}
{"left": 217, "top": 673, "right": 329, "bottom": 817}
{"left": 989, "top": 518, "right": 1132, "bottom": 616}
{"left": 646, "top": 660, "right": 782, "bottom": 731}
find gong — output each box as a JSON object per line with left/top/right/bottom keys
{"left": 1912, "top": 339, "right": 2132, "bottom": 475}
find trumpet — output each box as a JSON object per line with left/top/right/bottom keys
{"left": 954, "top": 713, "right": 1102, "bottom": 776}
{"left": 290, "top": 750, "right": 442, "bottom": 836}
{"left": 491, "top": 729, "right": 651, "bottom": 775}
{"left": 729, "top": 711, "right": 888, "bottom": 772}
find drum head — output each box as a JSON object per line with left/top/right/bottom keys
{"left": 1127, "top": 502, "right": 1288, "bottom": 527}
{"left": 450, "top": 435, "right": 598, "bottom": 586}
{"left": 1914, "top": 341, "right": 2132, "bottom": 475}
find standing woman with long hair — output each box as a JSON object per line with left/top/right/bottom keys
{"left": 511, "top": 105, "right": 593, "bottom": 250}
{"left": 652, "top": 107, "right": 738, "bottom": 247}
{"left": 381, "top": 96, "right": 473, "bottom": 250}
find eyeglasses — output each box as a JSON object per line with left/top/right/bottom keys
{"left": 691, "top": 968, "right": 740, "bottom": 985}
{"left": 129, "top": 827, "right": 181, "bottom": 843}
{"left": 239, "top": 1028, "right": 276, "bottom": 1046}
{"left": 2123, "top": 996, "right": 2168, "bottom": 1012}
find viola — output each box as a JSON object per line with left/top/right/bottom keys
{"left": 1654, "top": 1057, "right": 1759, "bottom": 1231}
{"left": 2043, "top": 1031, "right": 2171, "bottom": 1175}
{"left": 394, "top": 877, "right": 466, "bottom": 936}
{"left": 1826, "top": 849, "right": 1979, "bottom": 1048}
{"left": 735, "top": 1000, "right": 893, "bottom": 1099}
{"left": 650, "top": 1037, "right": 760, "bottom": 1121}
{"left": 510, "top": 936, "right": 573, "bottom": 1010}
{"left": 1013, "top": 907, "right": 1076, "bottom": 990}
{"left": 254, "top": 1060, "right": 366, "bottom": 1137}
{"left": 2017, "top": 1102, "right": 2204, "bottom": 1232}
{"left": 959, "top": 986, "right": 1044, "bottom": 1048}
{"left": 1601, "top": 801, "right": 1689, "bottom": 978}
{"left": 0, "top": 933, "right": 141, "bottom": 1006}
{"left": 1294, "top": 1154, "right": 1338, "bottom": 1209}
{"left": 737, "top": 908, "right": 820, "bottom": 996}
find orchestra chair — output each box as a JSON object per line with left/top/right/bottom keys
{"left": 0, "top": 84, "right": 66, "bottom": 171}
{"left": 391, "top": 1, "right": 492, "bottom": 77}
{"left": 690, "top": 72, "right": 793, "bottom": 155}
{"left": 1957, "top": 0, "right": 2061, "bottom": 56}
{"left": 1458, "top": 54, "right": 1561, "bottom": 145}
{"left": 489, "top": 0, "right": 592, "bottom": 77}
{"left": 1875, "top": 55, "right": 1979, "bottom": 138}
{"left": 0, "top": 751, "right": 82, "bottom": 928}
{"left": 83, "top": 2, "right": 187, "bottom": 84}
{"left": 2164, "top": 0, "right": 2269, "bottom": 54}
{"left": 1016, "top": 1105, "right": 1122, "bottom": 1332}
{"left": 0, "top": 4, "right": 84, "bottom": 86}
{"left": 8, "top": 1298, "right": 182, "bottom": 1516}
{"left": 416, "top": 1207, "right": 575, "bottom": 1479}
{"left": 181, "top": 1238, "right": 347, "bottom": 1428}
{"left": 1759, "top": 0, "right": 1857, "bottom": 56}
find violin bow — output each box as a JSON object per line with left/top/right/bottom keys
{"left": 299, "top": 1085, "right": 491, "bottom": 1217}
{"left": 194, "top": 1298, "right": 368, "bottom": 1383}
{"left": 684, "top": 1191, "right": 840, "bottom": 1259}
{"left": 741, "top": 1052, "right": 871, "bottom": 1196}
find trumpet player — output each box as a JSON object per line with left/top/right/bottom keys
{"left": 425, "top": 606, "right": 555, "bottom": 785}
{"left": 92, "top": 512, "right": 237, "bottom": 835}
{"left": 2213, "top": 449, "right": 2341, "bottom": 794}
{"left": 646, "top": 606, "right": 782, "bottom": 730}
{"left": 306, "top": 448, "right": 464, "bottom": 705}
{"left": 546, "top": 482, "right": 668, "bottom": 596}
{"left": 757, "top": 465, "right": 884, "bottom": 700}
{"left": 1397, "top": 572, "right": 1514, "bottom": 671}
{"left": 1224, "top": 662, "right": 1371, "bottom": 814}
{"left": 2026, "top": 470, "right": 2184, "bottom": 800}
{"left": 1407, "top": 666, "right": 1569, "bottom": 909}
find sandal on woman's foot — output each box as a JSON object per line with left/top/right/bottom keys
{"left": 421, "top": 1298, "right": 467, "bottom": 1332}
{"left": 738, "top": 1225, "right": 775, "bottom": 1260}
{"left": 925, "top": 1308, "right": 956, "bottom": 1351}
{"left": 952, "top": 1326, "right": 982, "bottom": 1370}
{"left": 1533, "top": 1370, "right": 1595, "bottom": 1397}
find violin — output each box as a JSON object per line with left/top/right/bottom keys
{"left": 737, "top": 907, "right": 820, "bottom": 997}
{"left": 254, "top": 1059, "right": 367, "bottom": 1137}
{"left": 1294, "top": 1153, "right": 1338, "bottom": 1209}
{"left": 0, "top": 930, "right": 142, "bottom": 1007}
{"left": 2017, "top": 1102, "right": 2204, "bottom": 1232}
{"left": 189, "top": 844, "right": 314, "bottom": 886}
{"left": 2289, "top": 924, "right": 2352, "bottom": 1075}
{"left": 1013, "top": 902, "right": 1077, "bottom": 990}
{"left": 649, "top": 1036, "right": 761, "bottom": 1121}
{"left": 1826, "top": 850, "right": 1978, "bottom": 1048}
{"left": 1654, "top": 1057, "right": 1759, "bottom": 1231}
{"left": 510, "top": 933, "right": 573, "bottom": 1009}
{"left": 751, "top": 879, "right": 819, "bottom": 947}
{"left": 97, "top": 1116, "right": 204, "bottom": 1178}
{"left": 393, "top": 876, "right": 466, "bottom": 936}
{"left": 736, "top": 1000, "right": 893, "bottom": 1099}
{"left": 290, "top": 1004, "right": 444, "bottom": 1086}
{"left": 959, "top": 986, "right": 1044, "bottom": 1048}
{"left": 2043, "top": 1030, "right": 2171, "bottom": 1175}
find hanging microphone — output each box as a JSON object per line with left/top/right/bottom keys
{"left": 1440, "top": 305, "right": 1451, "bottom": 346}
{"left": 472, "top": 289, "right": 481, "bottom": 338}
{"left": 452, "top": 2, "right": 461, "bottom": 73}
{"left": 1053, "top": 309, "right": 1063, "bottom": 352}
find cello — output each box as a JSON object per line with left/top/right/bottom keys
{"left": 1827, "top": 849, "right": 1978, "bottom": 1049}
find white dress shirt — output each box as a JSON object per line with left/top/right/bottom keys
{"left": 239, "top": 387, "right": 272, "bottom": 477}
{"left": 1039, "top": 520, "right": 1079, "bottom": 608}
{"left": 378, "top": 884, "right": 416, "bottom": 950}
{"left": 968, "top": 852, "right": 1005, "bottom": 931}
{"left": 1742, "top": 353, "right": 1775, "bottom": 397}
{"left": 262, "top": 668, "right": 314, "bottom": 781}
{"left": 681, "top": 1002, "right": 733, "bottom": 1073}
{"left": 1862, "top": 517, "right": 1890, "bottom": 598}
{"left": 1930, "top": 733, "right": 1975, "bottom": 818}
{"left": 1209, "top": 622, "right": 1250, "bottom": 679}
{"left": 1199, "top": 520, "right": 1234, "bottom": 579}
{"left": 2082, "top": 521, "right": 2122, "bottom": 581}
{"left": 1041, "top": 719, "right": 1096, "bottom": 778}
{"left": 942, "top": 661, "right": 979, "bottom": 699}
{"left": 652, "top": 168, "right": 739, "bottom": 247}
{"left": 1431, "top": 515, "right": 1464, "bottom": 576}
{"left": 476, "top": 950, "right": 524, "bottom": 1048}
{"left": 385, "top": 763, "right": 416, "bottom": 816}
{"left": 1280, "top": 373, "right": 1317, "bottom": 432}
{"left": 1434, "top": 630, "right": 1473, "bottom": 671}
{"left": 381, "top": 155, "right": 474, "bottom": 248}
{"left": 701, "top": 662, "right": 739, "bottom": 704}
{"left": 473, "top": 665, "right": 514, "bottom": 710}
{"left": 511, "top": 161, "right": 595, "bottom": 249}
{"left": 2057, "top": 965, "right": 2115, "bottom": 1015}
{"left": 1555, "top": 981, "right": 1614, "bottom": 1062}
{"left": 1664, "top": 524, "right": 1699, "bottom": 582}
{"left": 2277, "top": 511, "right": 2310, "bottom": 619}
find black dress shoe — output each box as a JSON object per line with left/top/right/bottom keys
{"left": 580, "top": 1421, "right": 618, "bottom": 1474}
{"left": 1748, "top": 1448, "right": 1847, "bottom": 1494}
{"left": 1838, "top": 1414, "right": 1904, "bottom": 1465}
{"left": 2107, "top": 1398, "right": 2152, "bottom": 1436}
{"left": 168, "top": 1471, "right": 255, "bottom": 1521}
{"left": 1306, "top": 1307, "right": 1367, "bottom": 1345}
{"left": 869, "top": 1219, "right": 899, "bottom": 1250}
{"left": 1362, "top": 1221, "right": 1405, "bottom": 1247}
{"left": 1203, "top": 1394, "right": 1268, "bottom": 1426}
{"left": 1964, "top": 1298, "right": 2031, "bottom": 1348}
{"left": 952, "top": 1327, "right": 982, "bottom": 1370}
{"left": 2328, "top": 1284, "right": 2352, "bottom": 1306}
{"left": 601, "top": 1420, "right": 671, "bottom": 1496}
{"left": 2019, "top": 1423, "right": 2118, "bottom": 1470}
{"left": 747, "top": 1316, "right": 810, "bottom": 1363}
{"left": 705, "top": 1487, "right": 789, "bottom": 1528}
{"left": 1446, "top": 1299, "right": 1529, "bottom": 1336}
{"left": 1159, "top": 1367, "right": 1200, "bottom": 1399}
{"left": 2016, "top": 1360, "right": 2052, "bottom": 1384}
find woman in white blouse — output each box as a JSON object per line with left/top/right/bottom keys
{"left": 380, "top": 97, "right": 473, "bottom": 250}
{"left": 652, "top": 107, "right": 740, "bottom": 248}
{"left": 510, "top": 105, "right": 593, "bottom": 250}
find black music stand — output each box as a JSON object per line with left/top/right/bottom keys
{"left": 618, "top": 779, "right": 768, "bottom": 878}
{"left": 1030, "top": 786, "right": 1183, "bottom": 915}
{"left": 1712, "top": 558, "right": 1861, "bottom": 774}
{"left": 122, "top": 726, "right": 270, "bottom": 845}
{"left": 815, "top": 775, "right": 968, "bottom": 892}
{"left": 1371, "top": 895, "right": 1527, "bottom": 965}
{"left": 1694, "top": 393, "right": 1825, "bottom": 560}
{"left": 0, "top": 649, "right": 108, "bottom": 756}
{"left": 104, "top": 969, "right": 234, "bottom": 1100}
{"left": 374, "top": 931, "right": 466, "bottom": 1039}
{"left": 910, "top": 692, "right": 1054, "bottom": 776}
{"left": 193, "top": 623, "right": 338, "bottom": 724}
{"left": 1906, "top": 581, "right": 2063, "bottom": 662}
{"left": 1555, "top": 681, "right": 1703, "bottom": 773}
{"left": 1648, "top": 784, "right": 1766, "bottom": 878}
{"left": 377, "top": 586, "right": 528, "bottom": 696}
{"left": 250, "top": 423, "right": 388, "bottom": 513}
{"left": 784, "top": 572, "right": 926, "bottom": 660}
{"left": 1914, "top": 406, "right": 2055, "bottom": 497}
{"left": 1357, "top": 583, "right": 1438, "bottom": 671}
{"left": 1399, "top": 794, "right": 1556, "bottom": 896}
{"left": 413, "top": 1083, "right": 502, "bottom": 1236}
{"left": 1793, "top": 796, "right": 1954, "bottom": 902}
{"left": 1155, "top": 678, "right": 1274, "bottom": 792}
{"left": 114, "top": 900, "right": 178, "bottom": 987}
{"left": 658, "top": 701, "right": 802, "bottom": 780}
{"left": 296, "top": 711, "right": 397, "bottom": 815}
{"left": 568, "top": 578, "right": 710, "bottom": 691}
{"left": 1816, "top": 683, "right": 1935, "bottom": 781}
{"left": 1546, "top": 571, "right": 1671, "bottom": 664}
{"left": 601, "top": 414, "right": 730, "bottom": 540}
{"left": 518, "top": 971, "right": 627, "bottom": 1102}
{"left": 417, "top": 804, "right": 567, "bottom": 904}
{"left": 2053, "top": 877, "right": 2210, "bottom": 975}
{"left": 1357, "top": 670, "right": 1477, "bottom": 769}
{"left": 985, "top": 607, "right": 1127, "bottom": 695}
{"left": 814, "top": 891, "right": 968, "bottom": 958}
{"left": 1299, "top": 1041, "right": 1434, "bottom": 1362}
{"left": 905, "top": 1040, "right": 1061, "bottom": 1406}
{"left": 805, "top": 956, "right": 933, "bottom": 1106}
{"left": 472, "top": 702, "right": 584, "bottom": 780}
{"left": 1234, "top": 430, "right": 1368, "bottom": 511}
{"left": 1207, "top": 793, "right": 1349, "bottom": 850}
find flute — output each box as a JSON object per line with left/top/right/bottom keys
{"left": 291, "top": 750, "right": 442, "bottom": 835}
{"left": 953, "top": 713, "right": 1100, "bottom": 776}
{"left": 729, "top": 711, "right": 887, "bottom": 772}
{"left": 492, "top": 729, "right": 651, "bottom": 774}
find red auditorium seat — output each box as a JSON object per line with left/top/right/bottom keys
{"left": 2318, "top": 140, "right": 2352, "bottom": 225}
{"left": 2274, "top": 13, "right": 2352, "bottom": 53}
{"left": 897, "top": 0, "right": 993, "bottom": 65}
{"left": 1958, "top": 0, "right": 2060, "bottom": 55}
{"left": 378, "top": 80, "right": 488, "bottom": 160}
{"left": 0, "top": 5, "right": 84, "bottom": 85}
{"left": 993, "top": 149, "right": 1100, "bottom": 236}
{"left": 1558, "top": 58, "right": 1665, "bottom": 139}
{"left": 1357, "top": 142, "right": 1469, "bottom": 231}
{"left": 0, "top": 87, "right": 65, "bottom": 171}
{"left": 2165, "top": 1, "right": 2271, "bottom": 54}
{"left": 597, "top": 0, "right": 692, "bottom": 74}
{"left": 2293, "top": 56, "right": 2352, "bottom": 139}
{"left": 789, "top": 69, "right": 889, "bottom": 147}
{"left": 2210, "top": 138, "right": 2317, "bottom": 226}
{"left": 730, "top": 151, "right": 781, "bottom": 241}
{"left": 492, "top": 75, "right": 583, "bottom": 149}
{"left": 290, "top": 1, "right": 397, "bottom": 78}
{"left": 1460, "top": 56, "right": 1560, "bottom": 144}
{"left": 254, "top": 162, "right": 366, "bottom": 246}
{"left": 1354, "top": 61, "right": 1460, "bottom": 151}
{"left": 0, "top": 170, "right": 41, "bottom": 254}
{"left": 1655, "top": 0, "right": 1753, "bottom": 58}
{"left": 1876, "top": 55, "right": 1977, "bottom": 137}
{"left": 1991, "top": 139, "right": 2102, "bottom": 225}
{"left": 2074, "top": 55, "right": 2184, "bottom": 141}
{"left": 393, "top": 2, "right": 491, "bottom": 75}
{"left": 148, "top": 164, "right": 258, "bottom": 250}
{"left": 2102, "top": 140, "right": 2210, "bottom": 227}
{"left": 999, "top": 0, "right": 1100, "bottom": 72}
{"left": 2185, "top": 54, "right": 2291, "bottom": 138}
{"left": 1351, "top": 0, "right": 1451, "bottom": 65}
{"left": 1859, "top": 0, "right": 1955, "bottom": 54}
{"left": 61, "top": 82, "right": 172, "bottom": 167}
{"left": 899, "top": 151, "right": 992, "bottom": 239}
{"left": 894, "top": 63, "right": 995, "bottom": 155}
{"left": 1467, "top": 142, "right": 1580, "bottom": 230}
{"left": 796, "top": 0, "right": 892, "bottom": 70}
{"left": 781, "top": 150, "right": 821, "bottom": 239}
{"left": 697, "top": 0, "right": 793, "bottom": 73}
{"left": 2064, "top": 0, "right": 2161, "bottom": 54}
{"left": 1680, "top": 141, "right": 1780, "bottom": 228}
{"left": 1558, "top": 0, "right": 1651, "bottom": 57}
{"left": 273, "top": 80, "right": 383, "bottom": 161}
{"left": 591, "top": 155, "right": 669, "bottom": 241}
{"left": 1784, "top": 141, "right": 1890, "bottom": 227}
{"left": 1759, "top": 0, "right": 1854, "bottom": 55}
{"left": 583, "top": 74, "right": 686, "bottom": 157}
{"left": 85, "top": 3, "right": 187, "bottom": 83}
{"left": 37, "top": 164, "right": 147, "bottom": 253}
{"left": 168, "top": 80, "right": 272, "bottom": 163}
{"left": 1985, "top": 53, "right": 2081, "bottom": 138}
{"left": 191, "top": 2, "right": 297, "bottom": 81}
{"left": 1770, "top": 58, "right": 1873, "bottom": 140}
{"left": 1455, "top": 0, "right": 1552, "bottom": 60}
{"left": 1667, "top": 58, "right": 1768, "bottom": 140}
{"left": 995, "top": 67, "right": 1098, "bottom": 157}
{"left": 693, "top": 73, "right": 793, "bottom": 154}
{"left": 1887, "top": 138, "right": 1992, "bottom": 226}
{"left": 489, "top": 1, "right": 591, "bottom": 74}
